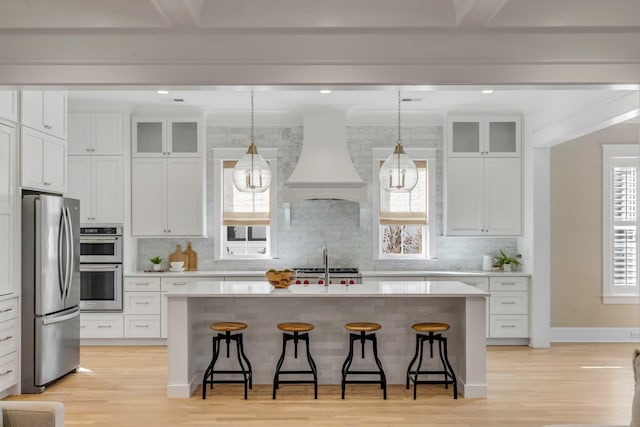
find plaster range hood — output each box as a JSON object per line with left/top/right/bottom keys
{"left": 283, "top": 107, "right": 367, "bottom": 203}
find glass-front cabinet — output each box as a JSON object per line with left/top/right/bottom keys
{"left": 133, "top": 117, "right": 201, "bottom": 157}
{"left": 448, "top": 115, "right": 521, "bottom": 157}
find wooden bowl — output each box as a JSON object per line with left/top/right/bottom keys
{"left": 265, "top": 271, "right": 293, "bottom": 289}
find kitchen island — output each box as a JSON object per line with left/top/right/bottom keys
{"left": 165, "top": 280, "right": 488, "bottom": 398}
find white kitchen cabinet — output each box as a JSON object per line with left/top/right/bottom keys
{"left": 0, "top": 123, "right": 15, "bottom": 214}
{"left": 80, "top": 313, "right": 124, "bottom": 339}
{"left": 21, "top": 126, "right": 66, "bottom": 193}
{"left": 0, "top": 91, "right": 18, "bottom": 122}
{"left": 0, "top": 298, "right": 18, "bottom": 393}
{"left": 68, "top": 113, "right": 124, "bottom": 155}
{"left": 21, "top": 90, "right": 67, "bottom": 139}
{"left": 447, "top": 157, "right": 521, "bottom": 235}
{"left": 132, "top": 117, "right": 201, "bottom": 157}
{"left": 131, "top": 157, "right": 205, "bottom": 237}
{"left": 447, "top": 115, "right": 521, "bottom": 158}
{"left": 489, "top": 276, "right": 529, "bottom": 338}
{"left": 67, "top": 155, "right": 123, "bottom": 224}
{"left": 0, "top": 217, "right": 11, "bottom": 296}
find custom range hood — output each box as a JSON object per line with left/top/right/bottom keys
{"left": 283, "top": 107, "right": 367, "bottom": 203}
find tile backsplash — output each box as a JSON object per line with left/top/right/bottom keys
{"left": 137, "top": 123, "right": 517, "bottom": 271}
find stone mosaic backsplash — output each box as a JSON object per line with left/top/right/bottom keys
{"left": 137, "top": 124, "right": 518, "bottom": 271}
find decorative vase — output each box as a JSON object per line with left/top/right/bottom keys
{"left": 152, "top": 264, "right": 162, "bottom": 271}
{"left": 502, "top": 263, "right": 512, "bottom": 272}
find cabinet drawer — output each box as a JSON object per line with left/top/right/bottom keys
{"left": 0, "top": 351, "right": 17, "bottom": 391}
{"left": 0, "top": 319, "right": 17, "bottom": 356}
{"left": 80, "top": 313, "right": 124, "bottom": 338}
{"left": 124, "top": 292, "right": 160, "bottom": 315}
{"left": 490, "top": 291, "right": 528, "bottom": 315}
{"left": 124, "top": 315, "right": 160, "bottom": 338}
{"left": 490, "top": 315, "right": 529, "bottom": 338}
{"left": 161, "top": 277, "right": 198, "bottom": 292}
{"left": 489, "top": 276, "right": 527, "bottom": 291}
{"left": 0, "top": 299, "right": 18, "bottom": 323}
{"left": 124, "top": 277, "right": 161, "bottom": 292}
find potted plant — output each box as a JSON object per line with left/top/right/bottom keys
{"left": 494, "top": 249, "right": 521, "bottom": 272}
{"left": 149, "top": 256, "right": 163, "bottom": 271}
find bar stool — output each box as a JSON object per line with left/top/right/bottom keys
{"left": 202, "top": 321, "right": 253, "bottom": 400}
{"left": 341, "top": 322, "right": 387, "bottom": 399}
{"left": 272, "top": 322, "right": 318, "bottom": 399}
{"left": 406, "top": 322, "right": 458, "bottom": 399}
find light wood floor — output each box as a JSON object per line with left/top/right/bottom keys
{"left": 5, "top": 343, "right": 637, "bottom": 426}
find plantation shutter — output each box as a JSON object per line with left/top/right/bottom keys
{"left": 379, "top": 161, "right": 427, "bottom": 225}
{"left": 611, "top": 161, "right": 637, "bottom": 291}
{"left": 222, "top": 161, "right": 270, "bottom": 225}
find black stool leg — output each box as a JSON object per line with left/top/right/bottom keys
{"left": 341, "top": 334, "right": 356, "bottom": 399}
{"left": 238, "top": 334, "right": 253, "bottom": 389}
{"left": 413, "top": 335, "right": 426, "bottom": 400}
{"left": 233, "top": 335, "right": 249, "bottom": 400}
{"left": 441, "top": 336, "right": 458, "bottom": 399}
{"left": 273, "top": 333, "right": 288, "bottom": 399}
{"left": 406, "top": 333, "right": 420, "bottom": 389}
{"left": 202, "top": 335, "right": 221, "bottom": 399}
{"left": 302, "top": 334, "right": 318, "bottom": 399}
{"left": 370, "top": 334, "right": 387, "bottom": 399}
{"left": 437, "top": 336, "right": 447, "bottom": 389}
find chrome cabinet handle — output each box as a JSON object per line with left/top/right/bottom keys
{"left": 0, "top": 335, "right": 13, "bottom": 342}
{"left": 135, "top": 302, "right": 150, "bottom": 305}
{"left": 500, "top": 301, "right": 516, "bottom": 305}
{"left": 173, "top": 282, "right": 187, "bottom": 286}
{"left": 135, "top": 325, "right": 150, "bottom": 328}
{"left": 501, "top": 325, "right": 516, "bottom": 328}
{"left": 0, "top": 369, "right": 13, "bottom": 377}
{"left": 135, "top": 283, "right": 150, "bottom": 286}
{"left": 97, "top": 325, "right": 112, "bottom": 329}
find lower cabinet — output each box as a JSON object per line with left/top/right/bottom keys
{"left": 0, "top": 298, "right": 18, "bottom": 394}
{"left": 80, "top": 313, "right": 124, "bottom": 338}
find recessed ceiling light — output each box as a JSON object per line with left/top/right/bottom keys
{"left": 319, "top": 90, "right": 332, "bottom": 94}
{"left": 157, "top": 90, "right": 169, "bottom": 95}
{"left": 481, "top": 89, "right": 494, "bottom": 94}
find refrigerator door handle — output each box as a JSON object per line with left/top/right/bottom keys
{"left": 64, "top": 207, "right": 73, "bottom": 301}
{"left": 42, "top": 309, "right": 80, "bottom": 326}
{"left": 57, "top": 208, "right": 66, "bottom": 300}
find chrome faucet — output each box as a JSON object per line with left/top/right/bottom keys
{"left": 322, "top": 245, "right": 329, "bottom": 287}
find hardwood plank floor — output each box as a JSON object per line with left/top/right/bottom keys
{"left": 4, "top": 343, "right": 637, "bottom": 426}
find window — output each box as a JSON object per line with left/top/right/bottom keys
{"left": 372, "top": 148, "right": 436, "bottom": 259}
{"left": 602, "top": 144, "right": 639, "bottom": 303}
{"left": 213, "top": 148, "right": 278, "bottom": 259}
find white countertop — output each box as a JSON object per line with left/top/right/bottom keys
{"left": 164, "top": 280, "right": 489, "bottom": 298}
{"left": 126, "top": 270, "right": 530, "bottom": 277}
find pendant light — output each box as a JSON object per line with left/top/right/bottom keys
{"left": 379, "top": 91, "right": 418, "bottom": 193}
{"left": 232, "top": 90, "right": 271, "bottom": 193}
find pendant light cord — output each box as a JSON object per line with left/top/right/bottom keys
{"left": 397, "top": 90, "right": 402, "bottom": 145}
{"left": 251, "top": 90, "right": 255, "bottom": 144}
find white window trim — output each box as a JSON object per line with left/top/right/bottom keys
{"left": 371, "top": 147, "right": 437, "bottom": 260}
{"left": 602, "top": 144, "right": 639, "bottom": 304}
{"left": 212, "top": 147, "right": 278, "bottom": 260}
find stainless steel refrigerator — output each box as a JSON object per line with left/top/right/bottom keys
{"left": 21, "top": 194, "right": 80, "bottom": 393}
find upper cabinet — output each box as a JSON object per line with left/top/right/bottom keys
{"left": 68, "top": 113, "right": 124, "bottom": 155}
{"left": 0, "top": 91, "right": 18, "bottom": 122}
{"left": 132, "top": 117, "right": 201, "bottom": 157}
{"left": 445, "top": 114, "right": 522, "bottom": 236}
{"left": 21, "top": 90, "right": 67, "bottom": 139}
{"left": 21, "top": 126, "right": 66, "bottom": 194}
{"left": 447, "top": 115, "right": 521, "bottom": 158}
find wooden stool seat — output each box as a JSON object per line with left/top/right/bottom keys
{"left": 412, "top": 322, "right": 450, "bottom": 333}
{"left": 345, "top": 322, "right": 381, "bottom": 332}
{"left": 210, "top": 322, "right": 248, "bottom": 332}
{"left": 277, "top": 322, "right": 314, "bottom": 333}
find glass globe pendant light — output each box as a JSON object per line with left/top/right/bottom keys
{"left": 379, "top": 91, "right": 418, "bottom": 193}
{"left": 232, "top": 90, "right": 271, "bottom": 193}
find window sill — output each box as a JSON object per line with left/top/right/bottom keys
{"left": 602, "top": 295, "right": 640, "bottom": 304}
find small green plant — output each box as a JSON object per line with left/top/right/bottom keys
{"left": 149, "top": 256, "right": 163, "bottom": 265}
{"left": 494, "top": 249, "right": 521, "bottom": 268}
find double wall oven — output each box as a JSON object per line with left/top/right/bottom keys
{"left": 79, "top": 226, "right": 123, "bottom": 311}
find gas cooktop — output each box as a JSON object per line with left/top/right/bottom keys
{"left": 292, "top": 267, "right": 361, "bottom": 285}
{"left": 294, "top": 267, "right": 359, "bottom": 275}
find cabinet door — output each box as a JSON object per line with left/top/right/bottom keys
{"left": 132, "top": 158, "right": 167, "bottom": 236}
{"left": 448, "top": 116, "right": 483, "bottom": 157}
{"left": 168, "top": 119, "right": 200, "bottom": 156}
{"left": 21, "top": 127, "right": 45, "bottom": 190}
{"left": 486, "top": 116, "right": 521, "bottom": 157}
{"left": 484, "top": 158, "right": 521, "bottom": 235}
{"left": 0, "top": 91, "right": 17, "bottom": 122}
{"left": 0, "top": 215, "right": 11, "bottom": 296}
{"left": 133, "top": 118, "right": 165, "bottom": 157}
{"left": 67, "top": 113, "right": 92, "bottom": 154}
{"left": 43, "top": 91, "right": 67, "bottom": 139}
{"left": 92, "top": 156, "right": 123, "bottom": 223}
{"left": 446, "top": 158, "right": 485, "bottom": 235}
{"left": 167, "top": 158, "right": 204, "bottom": 236}
{"left": 21, "top": 91, "right": 44, "bottom": 132}
{"left": 67, "top": 156, "right": 92, "bottom": 223}
{"left": 93, "top": 113, "right": 124, "bottom": 155}
{"left": 0, "top": 124, "right": 14, "bottom": 214}
{"left": 43, "top": 135, "right": 66, "bottom": 193}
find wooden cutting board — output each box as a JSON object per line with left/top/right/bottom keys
{"left": 168, "top": 244, "right": 189, "bottom": 269}
{"left": 183, "top": 242, "right": 198, "bottom": 271}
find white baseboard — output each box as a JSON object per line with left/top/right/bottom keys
{"left": 551, "top": 327, "right": 640, "bottom": 342}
